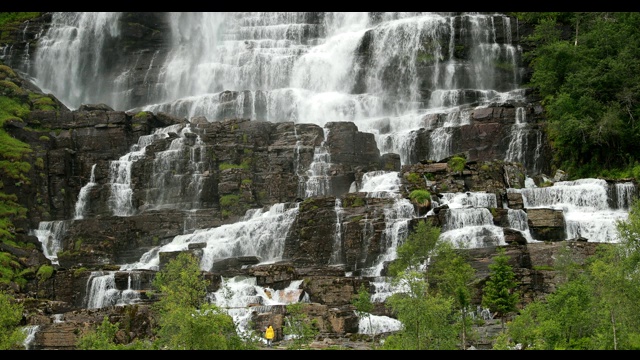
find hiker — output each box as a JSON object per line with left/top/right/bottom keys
{"left": 265, "top": 324, "right": 274, "bottom": 347}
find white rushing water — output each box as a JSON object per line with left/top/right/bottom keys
{"left": 29, "top": 12, "right": 532, "bottom": 167}
{"left": 509, "top": 178, "right": 634, "bottom": 243}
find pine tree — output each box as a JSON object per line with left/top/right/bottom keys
{"left": 482, "top": 247, "right": 519, "bottom": 332}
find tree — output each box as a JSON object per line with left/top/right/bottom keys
{"left": 152, "top": 252, "right": 208, "bottom": 310}
{"left": 383, "top": 288, "right": 458, "bottom": 350}
{"left": 283, "top": 302, "right": 319, "bottom": 350}
{"left": 0, "top": 291, "right": 25, "bottom": 350}
{"left": 352, "top": 283, "right": 375, "bottom": 337}
{"left": 388, "top": 219, "right": 440, "bottom": 279}
{"left": 383, "top": 219, "right": 470, "bottom": 350}
{"left": 152, "top": 252, "right": 246, "bottom": 350}
{"left": 482, "top": 247, "right": 519, "bottom": 332}
{"left": 429, "top": 242, "right": 476, "bottom": 349}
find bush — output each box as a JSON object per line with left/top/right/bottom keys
{"left": 36, "top": 264, "right": 54, "bottom": 282}
{"left": 448, "top": 156, "right": 466, "bottom": 173}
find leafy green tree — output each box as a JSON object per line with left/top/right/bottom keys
{"left": 283, "top": 302, "right": 319, "bottom": 350}
{"left": 152, "top": 252, "right": 208, "bottom": 310}
{"left": 152, "top": 252, "right": 246, "bottom": 350}
{"left": 388, "top": 219, "right": 440, "bottom": 279}
{"left": 352, "top": 283, "right": 375, "bottom": 337}
{"left": 383, "top": 285, "right": 457, "bottom": 350}
{"left": 429, "top": 242, "right": 476, "bottom": 349}
{"left": 520, "top": 12, "right": 640, "bottom": 177}
{"left": 154, "top": 303, "right": 244, "bottom": 350}
{"left": 482, "top": 247, "right": 519, "bottom": 332}
{"left": 0, "top": 290, "right": 25, "bottom": 350}
{"left": 383, "top": 219, "right": 474, "bottom": 350}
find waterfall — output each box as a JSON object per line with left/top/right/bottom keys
{"left": 74, "top": 164, "right": 97, "bottom": 219}
{"left": 362, "top": 198, "right": 415, "bottom": 277}
{"left": 121, "top": 203, "right": 299, "bottom": 271}
{"left": 26, "top": 12, "right": 531, "bottom": 168}
{"left": 31, "top": 220, "right": 70, "bottom": 265}
{"left": 304, "top": 128, "right": 332, "bottom": 197}
{"left": 509, "top": 178, "right": 635, "bottom": 243}
{"left": 210, "top": 276, "right": 306, "bottom": 339}
{"left": 354, "top": 170, "right": 402, "bottom": 198}
{"left": 142, "top": 125, "right": 208, "bottom": 211}
{"left": 30, "top": 12, "right": 123, "bottom": 110}
{"left": 436, "top": 193, "right": 506, "bottom": 248}
{"left": 84, "top": 271, "right": 142, "bottom": 309}
{"left": 107, "top": 124, "right": 185, "bottom": 216}
{"left": 329, "top": 198, "right": 344, "bottom": 265}
{"left": 22, "top": 325, "right": 39, "bottom": 350}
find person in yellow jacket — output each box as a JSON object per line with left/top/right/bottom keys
{"left": 265, "top": 324, "right": 274, "bottom": 347}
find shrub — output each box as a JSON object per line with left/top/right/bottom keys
{"left": 36, "top": 264, "right": 54, "bottom": 282}
{"left": 409, "top": 189, "right": 431, "bottom": 207}
{"left": 448, "top": 156, "right": 466, "bottom": 173}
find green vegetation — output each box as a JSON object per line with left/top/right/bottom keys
{"left": 283, "top": 302, "right": 319, "bottom": 350}
{"left": 515, "top": 12, "right": 640, "bottom": 179}
{"left": 352, "top": 284, "right": 375, "bottom": 337}
{"left": 36, "top": 264, "right": 54, "bottom": 282}
{"left": 498, "top": 199, "right": 640, "bottom": 349}
{"left": 76, "top": 316, "right": 152, "bottom": 350}
{"left": 78, "top": 253, "right": 247, "bottom": 349}
{"left": 408, "top": 189, "right": 431, "bottom": 207}
{"left": 0, "top": 290, "right": 26, "bottom": 350}
{"left": 219, "top": 161, "right": 249, "bottom": 171}
{"left": 0, "top": 13, "right": 40, "bottom": 28}
{"left": 482, "top": 247, "right": 519, "bottom": 332}
{"left": 448, "top": 156, "right": 466, "bottom": 173}
{"left": 383, "top": 219, "right": 476, "bottom": 349}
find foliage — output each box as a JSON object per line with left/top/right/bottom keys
{"left": 0, "top": 13, "right": 40, "bottom": 28}
{"left": 36, "top": 264, "right": 54, "bottom": 282}
{"left": 388, "top": 220, "right": 440, "bottom": 278}
{"left": 151, "top": 252, "right": 246, "bottom": 350}
{"left": 383, "top": 218, "right": 475, "bottom": 349}
{"left": 283, "top": 302, "right": 319, "bottom": 350}
{"left": 0, "top": 252, "right": 26, "bottom": 286}
{"left": 152, "top": 252, "right": 208, "bottom": 310}
{"left": 520, "top": 12, "right": 640, "bottom": 178}
{"left": 0, "top": 290, "right": 26, "bottom": 350}
{"left": 154, "top": 304, "right": 244, "bottom": 350}
{"left": 481, "top": 247, "right": 519, "bottom": 332}
{"left": 76, "top": 316, "right": 152, "bottom": 350}
{"left": 503, "top": 200, "right": 640, "bottom": 349}
{"left": 219, "top": 162, "right": 249, "bottom": 170}
{"left": 428, "top": 242, "right": 477, "bottom": 348}
{"left": 382, "top": 290, "right": 458, "bottom": 350}
{"left": 408, "top": 189, "right": 431, "bottom": 207}
{"left": 352, "top": 284, "right": 374, "bottom": 336}
{"left": 447, "top": 156, "right": 466, "bottom": 173}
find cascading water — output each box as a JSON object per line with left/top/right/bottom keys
{"left": 142, "top": 125, "right": 208, "bottom": 211}
{"left": 121, "top": 202, "right": 299, "bottom": 271}
{"left": 304, "top": 128, "right": 332, "bottom": 197}
{"left": 31, "top": 220, "right": 70, "bottom": 265}
{"left": 351, "top": 170, "right": 402, "bottom": 198}
{"left": 329, "top": 198, "right": 344, "bottom": 265}
{"left": 509, "top": 179, "right": 635, "bottom": 243}
{"left": 27, "top": 12, "right": 536, "bottom": 168}
{"left": 29, "top": 12, "right": 124, "bottom": 110}
{"left": 84, "top": 271, "right": 143, "bottom": 309}
{"left": 436, "top": 192, "right": 508, "bottom": 248}
{"left": 107, "top": 124, "right": 185, "bottom": 216}
{"left": 74, "top": 164, "right": 97, "bottom": 219}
